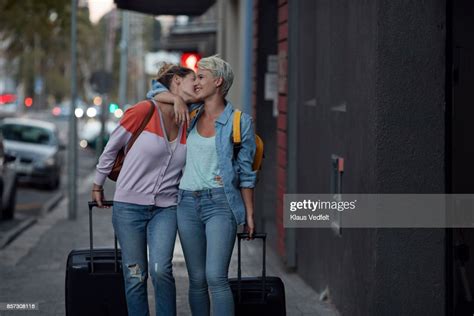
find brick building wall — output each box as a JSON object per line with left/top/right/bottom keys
{"left": 252, "top": 0, "right": 288, "bottom": 258}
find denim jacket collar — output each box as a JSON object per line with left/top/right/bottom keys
{"left": 216, "top": 101, "right": 233, "bottom": 125}
{"left": 191, "top": 100, "right": 233, "bottom": 129}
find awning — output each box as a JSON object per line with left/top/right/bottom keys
{"left": 114, "top": 0, "right": 216, "bottom": 16}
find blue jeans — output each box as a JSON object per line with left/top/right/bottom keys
{"left": 112, "top": 201, "right": 178, "bottom": 316}
{"left": 177, "top": 188, "right": 237, "bottom": 316}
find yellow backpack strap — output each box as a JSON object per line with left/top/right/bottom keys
{"left": 233, "top": 110, "right": 242, "bottom": 144}
{"left": 253, "top": 134, "right": 264, "bottom": 171}
{"left": 232, "top": 110, "right": 242, "bottom": 159}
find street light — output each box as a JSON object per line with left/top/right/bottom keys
{"left": 75, "top": 108, "right": 84, "bottom": 118}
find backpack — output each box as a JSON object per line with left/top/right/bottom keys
{"left": 189, "top": 108, "right": 264, "bottom": 171}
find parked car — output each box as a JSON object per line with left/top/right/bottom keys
{"left": 0, "top": 118, "right": 64, "bottom": 190}
{"left": 0, "top": 134, "right": 17, "bottom": 220}
{"left": 0, "top": 93, "right": 18, "bottom": 117}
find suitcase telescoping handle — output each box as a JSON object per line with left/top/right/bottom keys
{"left": 88, "top": 201, "right": 119, "bottom": 274}
{"left": 237, "top": 232, "right": 267, "bottom": 303}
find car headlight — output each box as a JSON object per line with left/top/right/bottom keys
{"left": 34, "top": 156, "right": 56, "bottom": 167}
{"left": 44, "top": 156, "right": 56, "bottom": 166}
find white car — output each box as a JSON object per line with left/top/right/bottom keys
{"left": 0, "top": 118, "right": 64, "bottom": 190}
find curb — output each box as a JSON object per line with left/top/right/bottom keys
{"left": 0, "top": 171, "right": 96, "bottom": 266}
{"left": 0, "top": 217, "right": 37, "bottom": 250}
{"left": 0, "top": 190, "right": 63, "bottom": 250}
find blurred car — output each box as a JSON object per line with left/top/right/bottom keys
{"left": 0, "top": 134, "right": 17, "bottom": 220}
{"left": 0, "top": 118, "right": 64, "bottom": 190}
{"left": 0, "top": 93, "right": 18, "bottom": 118}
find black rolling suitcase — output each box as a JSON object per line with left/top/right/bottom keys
{"left": 65, "top": 201, "right": 128, "bottom": 316}
{"left": 230, "top": 233, "right": 286, "bottom": 315}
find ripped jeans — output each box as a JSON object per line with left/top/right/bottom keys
{"left": 112, "top": 201, "right": 178, "bottom": 316}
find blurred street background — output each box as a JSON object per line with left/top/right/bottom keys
{"left": 0, "top": 0, "right": 474, "bottom": 315}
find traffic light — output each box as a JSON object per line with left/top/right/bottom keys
{"left": 24, "top": 97, "right": 33, "bottom": 107}
{"left": 181, "top": 53, "right": 201, "bottom": 72}
{"left": 109, "top": 103, "right": 119, "bottom": 113}
{"left": 93, "top": 96, "right": 103, "bottom": 106}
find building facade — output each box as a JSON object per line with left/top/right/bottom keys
{"left": 234, "top": 0, "right": 474, "bottom": 315}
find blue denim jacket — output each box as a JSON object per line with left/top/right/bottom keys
{"left": 147, "top": 80, "right": 257, "bottom": 225}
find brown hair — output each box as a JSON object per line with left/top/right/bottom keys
{"left": 156, "top": 63, "right": 194, "bottom": 89}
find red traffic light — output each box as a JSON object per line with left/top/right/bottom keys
{"left": 181, "top": 53, "right": 201, "bottom": 72}
{"left": 24, "top": 97, "right": 33, "bottom": 107}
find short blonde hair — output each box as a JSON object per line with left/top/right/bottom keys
{"left": 198, "top": 55, "right": 234, "bottom": 97}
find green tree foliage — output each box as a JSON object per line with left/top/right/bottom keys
{"left": 0, "top": 0, "right": 101, "bottom": 104}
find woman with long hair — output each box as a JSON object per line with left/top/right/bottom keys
{"left": 91, "top": 64, "right": 197, "bottom": 316}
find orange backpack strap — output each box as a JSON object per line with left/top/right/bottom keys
{"left": 190, "top": 108, "right": 199, "bottom": 120}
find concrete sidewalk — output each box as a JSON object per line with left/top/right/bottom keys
{"left": 0, "top": 172, "right": 338, "bottom": 316}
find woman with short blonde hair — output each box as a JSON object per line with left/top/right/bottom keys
{"left": 149, "top": 55, "right": 257, "bottom": 316}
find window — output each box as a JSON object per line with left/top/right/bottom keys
{"left": 0, "top": 124, "right": 53, "bottom": 145}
